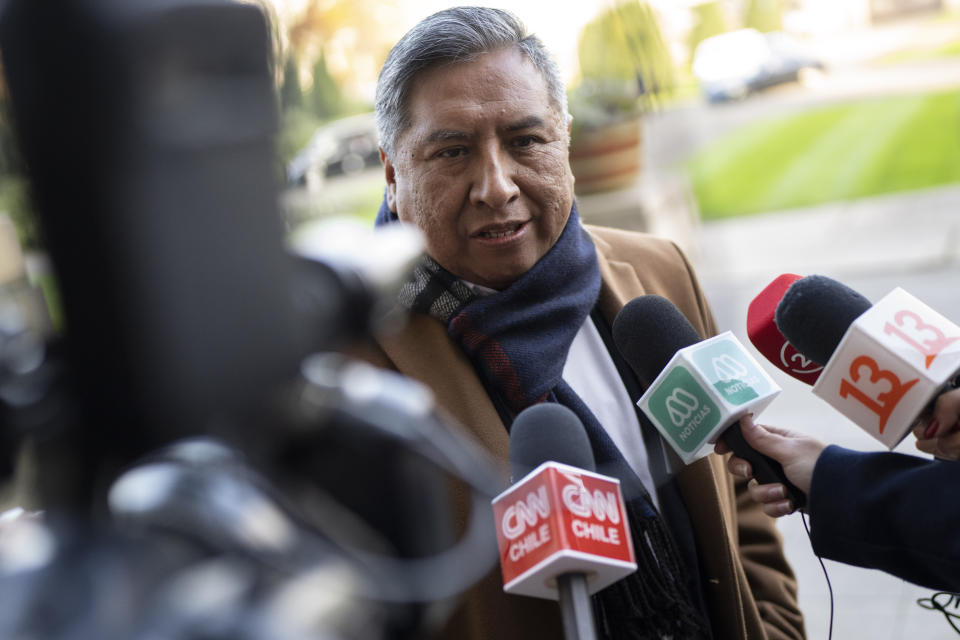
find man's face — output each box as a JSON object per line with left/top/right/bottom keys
{"left": 381, "top": 47, "right": 574, "bottom": 290}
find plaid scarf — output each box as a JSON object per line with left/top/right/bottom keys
{"left": 378, "top": 200, "right": 702, "bottom": 639}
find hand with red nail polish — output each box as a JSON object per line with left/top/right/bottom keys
{"left": 913, "top": 387, "right": 960, "bottom": 461}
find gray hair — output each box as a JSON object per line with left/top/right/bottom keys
{"left": 375, "top": 6, "right": 569, "bottom": 158}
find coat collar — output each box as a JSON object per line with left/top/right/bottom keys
{"left": 587, "top": 225, "right": 648, "bottom": 328}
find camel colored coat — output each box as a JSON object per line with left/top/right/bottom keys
{"left": 359, "top": 225, "right": 805, "bottom": 640}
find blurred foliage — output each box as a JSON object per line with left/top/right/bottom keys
{"left": 36, "top": 271, "right": 63, "bottom": 335}
{"left": 878, "top": 39, "right": 960, "bottom": 65}
{"left": 276, "top": 53, "right": 368, "bottom": 171}
{"left": 571, "top": 1, "right": 673, "bottom": 136}
{"left": 687, "top": 89, "right": 960, "bottom": 218}
{"left": 743, "top": 0, "right": 783, "bottom": 33}
{"left": 306, "top": 52, "right": 345, "bottom": 121}
{"left": 285, "top": 0, "right": 380, "bottom": 59}
{"left": 280, "top": 56, "right": 302, "bottom": 111}
{"left": 577, "top": 1, "right": 674, "bottom": 94}
{"left": 568, "top": 79, "right": 645, "bottom": 139}
{"left": 275, "top": 0, "right": 384, "bottom": 179}
{"left": 687, "top": 1, "right": 729, "bottom": 64}
{"left": 280, "top": 0, "right": 391, "bottom": 102}
{"left": 284, "top": 180, "right": 384, "bottom": 230}
{"left": 276, "top": 107, "right": 322, "bottom": 170}
{"left": 0, "top": 176, "right": 38, "bottom": 249}
{"left": 0, "top": 67, "right": 38, "bottom": 251}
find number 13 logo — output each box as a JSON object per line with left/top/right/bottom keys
{"left": 884, "top": 310, "right": 960, "bottom": 369}
{"left": 839, "top": 355, "right": 918, "bottom": 433}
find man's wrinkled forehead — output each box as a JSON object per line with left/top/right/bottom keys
{"left": 398, "top": 51, "right": 563, "bottom": 132}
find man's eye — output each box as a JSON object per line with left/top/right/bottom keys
{"left": 436, "top": 147, "right": 466, "bottom": 159}
{"left": 512, "top": 135, "right": 540, "bottom": 148}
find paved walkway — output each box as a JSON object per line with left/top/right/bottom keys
{"left": 694, "top": 182, "right": 960, "bottom": 282}
{"left": 689, "top": 183, "right": 960, "bottom": 639}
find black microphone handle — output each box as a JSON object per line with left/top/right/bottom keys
{"left": 557, "top": 573, "right": 598, "bottom": 640}
{"left": 722, "top": 422, "right": 807, "bottom": 510}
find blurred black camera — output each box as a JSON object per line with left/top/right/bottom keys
{"left": 0, "top": 2, "right": 500, "bottom": 638}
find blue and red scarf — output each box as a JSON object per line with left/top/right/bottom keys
{"left": 378, "top": 199, "right": 702, "bottom": 639}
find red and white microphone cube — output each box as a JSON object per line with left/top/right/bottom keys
{"left": 491, "top": 461, "right": 637, "bottom": 600}
{"left": 813, "top": 287, "right": 960, "bottom": 448}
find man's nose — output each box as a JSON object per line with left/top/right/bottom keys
{"left": 470, "top": 143, "right": 520, "bottom": 209}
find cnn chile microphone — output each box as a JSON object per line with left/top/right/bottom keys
{"left": 776, "top": 275, "right": 960, "bottom": 448}
{"left": 612, "top": 295, "right": 807, "bottom": 508}
{"left": 747, "top": 273, "right": 823, "bottom": 385}
{"left": 492, "top": 404, "right": 636, "bottom": 640}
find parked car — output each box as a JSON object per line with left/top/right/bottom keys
{"left": 287, "top": 113, "right": 381, "bottom": 188}
{"left": 692, "top": 29, "right": 823, "bottom": 103}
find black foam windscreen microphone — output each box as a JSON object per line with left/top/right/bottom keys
{"left": 612, "top": 295, "right": 702, "bottom": 384}
{"left": 775, "top": 275, "right": 872, "bottom": 366}
{"left": 613, "top": 295, "right": 806, "bottom": 508}
{"left": 509, "top": 403, "right": 595, "bottom": 482}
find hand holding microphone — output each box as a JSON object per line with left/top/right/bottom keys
{"left": 912, "top": 386, "right": 960, "bottom": 459}
{"left": 727, "top": 273, "right": 960, "bottom": 518}
{"left": 729, "top": 276, "right": 960, "bottom": 589}
{"left": 715, "top": 418, "right": 826, "bottom": 517}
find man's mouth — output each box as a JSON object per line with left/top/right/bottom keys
{"left": 474, "top": 221, "right": 527, "bottom": 240}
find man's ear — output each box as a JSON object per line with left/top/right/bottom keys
{"left": 380, "top": 147, "right": 398, "bottom": 213}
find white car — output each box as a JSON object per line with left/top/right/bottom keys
{"left": 692, "top": 29, "right": 823, "bottom": 103}
{"left": 287, "top": 113, "right": 380, "bottom": 186}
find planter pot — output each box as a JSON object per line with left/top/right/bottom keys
{"left": 569, "top": 116, "right": 643, "bottom": 196}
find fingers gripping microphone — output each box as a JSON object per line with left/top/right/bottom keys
{"left": 776, "top": 275, "right": 960, "bottom": 448}
{"left": 493, "top": 404, "right": 637, "bottom": 640}
{"left": 613, "top": 296, "right": 807, "bottom": 508}
{"left": 747, "top": 273, "right": 824, "bottom": 384}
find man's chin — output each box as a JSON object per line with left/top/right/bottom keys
{"left": 469, "top": 265, "right": 533, "bottom": 291}
{"left": 442, "top": 249, "right": 541, "bottom": 290}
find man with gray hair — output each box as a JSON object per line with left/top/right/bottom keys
{"left": 364, "top": 7, "right": 804, "bottom": 640}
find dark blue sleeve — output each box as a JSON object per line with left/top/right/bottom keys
{"left": 808, "top": 445, "right": 960, "bottom": 591}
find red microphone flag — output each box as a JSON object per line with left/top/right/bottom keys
{"left": 747, "top": 273, "right": 824, "bottom": 385}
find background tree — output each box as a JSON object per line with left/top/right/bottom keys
{"left": 569, "top": 0, "right": 674, "bottom": 145}
{"left": 275, "top": 0, "right": 391, "bottom": 170}
{"left": 307, "top": 52, "right": 344, "bottom": 121}
{"left": 280, "top": 55, "right": 302, "bottom": 112}
{"left": 0, "top": 63, "right": 37, "bottom": 250}
{"left": 577, "top": 0, "right": 675, "bottom": 99}
{"left": 687, "top": 1, "right": 729, "bottom": 62}
{"left": 744, "top": 0, "right": 783, "bottom": 33}
{"left": 568, "top": 1, "right": 672, "bottom": 194}
{"left": 283, "top": 0, "right": 392, "bottom": 97}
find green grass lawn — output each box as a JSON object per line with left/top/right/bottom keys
{"left": 686, "top": 88, "right": 960, "bottom": 219}
{"left": 878, "top": 39, "right": 960, "bottom": 65}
